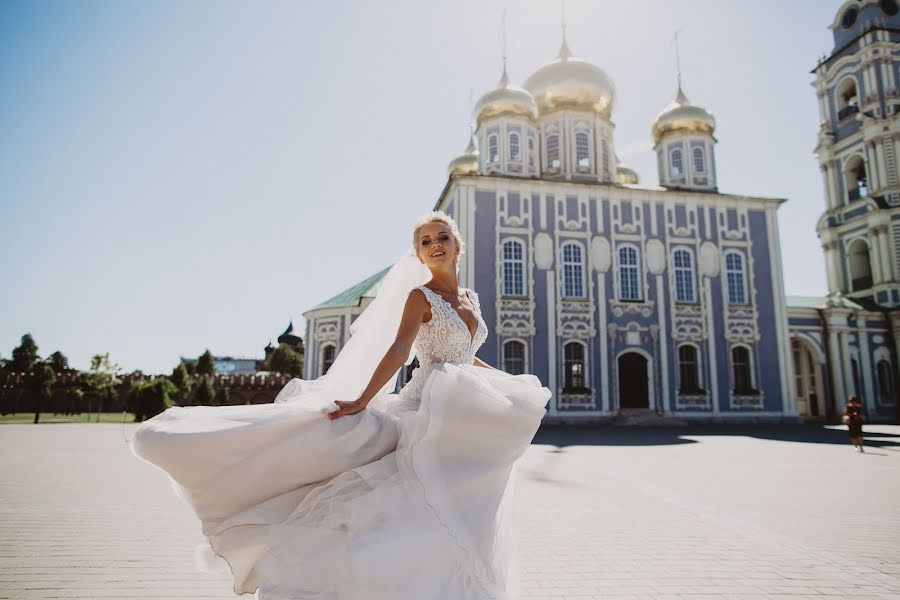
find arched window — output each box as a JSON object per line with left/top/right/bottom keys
{"left": 321, "top": 344, "right": 336, "bottom": 376}
{"left": 617, "top": 245, "right": 641, "bottom": 301}
{"left": 724, "top": 251, "right": 747, "bottom": 304}
{"left": 731, "top": 346, "right": 753, "bottom": 393}
{"left": 561, "top": 242, "right": 585, "bottom": 298}
{"left": 844, "top": 154, "right": 869, "bottom": 201}
{"left": 670, "top": 148, "right": 683, "bottom": 177}
{"left": 575, "top": 131, "right": 590, "bottom": 168}
{"left": 678, "top": 344, "right": 701, "bottom": 393}
{"left": 503, "top": 340, "right": 526, "bottom": 375}
{"left": 847, "top": 239, "right": 873, "bottom": 291}
{"left": 488, "top": 134, "right": 499, "bottom": 163}
{"left": 692, "top": 147, "right": 705, "bottom": 173}
{"left": 877, "top": 360, "right": 894, "bottom": 404}
{"left": 527, "top": 136, "right": 535, "bottom": 168}
{"left": 672, "top": 248, "right": 696, "bottom": 302}
{"left": 547, "top": 134, "right": 560, "bottom": 169}
{"left": 509, "top": 132, "right": 521, "bottom": 161}
{"left": 836, "top": 77, "right": 860, "bottom": 120}
{"left": 502, "top": 239, "right": 525, "bottom": 296}
{"left": 563, "top": 341, "right": 586, "bottom": 391}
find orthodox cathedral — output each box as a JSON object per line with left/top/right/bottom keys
{"left": 303, "top": 1, "right": 899, "bottom": 423}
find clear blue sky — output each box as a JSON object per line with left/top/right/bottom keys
{"left": 0, "top": 0, "right": 846, "bottom": 374}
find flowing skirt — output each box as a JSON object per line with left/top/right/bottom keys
{"left": 130, "top": 363, "right": 550, "bottom": 600}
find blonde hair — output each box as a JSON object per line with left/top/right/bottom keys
{"left": 412, "top": 210, "right": 465, "bottom": 255}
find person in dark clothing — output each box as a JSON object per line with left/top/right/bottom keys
{"left": 842, "top": 395, "right": 865, "bottom": 452}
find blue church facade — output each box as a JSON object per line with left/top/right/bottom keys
{"left": 303, "top": 1, "right": 899, "bottom": 424}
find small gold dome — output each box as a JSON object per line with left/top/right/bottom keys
{"left": 651, "top": 86, "right": 716, "bottom": 146}
{"left": 447, "top": 134, "right": 479, "bottom": 176}
{"left": 616, "top": 164, "right": 639, "bottom": 185}
{"left": 523, "top": 37, "right": 615, "bottom": 119}
{"left": 473, "top": 65, "right": 537, "bottom": 125}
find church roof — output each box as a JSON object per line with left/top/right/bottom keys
{"left": 311, "top": 266, "right": 391, "bottom": 310}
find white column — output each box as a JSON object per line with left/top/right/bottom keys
{"left": 823, "top": 241, "right": 841, "bottom": 293}
{"left": 705, "top": 277, "right": 720, "bottom": 416}
{"left": 858, "top": 321, "right": 876, "bottom": 414}
{"left": 825, "top": 162, "right": 839, "bottom": 208}
{"left": 840, "top": 330, "right": 855, "bottom": 399}
{"left": 822, "top": 165, "right": 835, "bottom": 210}
{"left": 767, "top": 206, "right": 796, "bottom": 416}
{"left": 876, "top": 141, "right": 888, "bottom": 191}
{"left": 546, "top": 270, "right": 558, "bottom": 415}
{"left": 879, "top": 225, "right": 893, "bottom": 281}
{"left": 655, "top": 274, "right": 671, "bottom": 415}
{"left": 866, "top": 142, "right": 881, "bottom": 191}
{"left": 598, "top": 272, "right": 609, "bottom": 413}
{"left": 870, "top": 228, "right": 884, "bottom": 284}
{"left": 827, "top": 327, "right": 847, "bottom": 411}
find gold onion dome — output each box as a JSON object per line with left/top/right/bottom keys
{"left": 447, "top": 133, "right": 479, "bottom": 176}
{"left": 523, "top": 36, "right": 615, "bottom": 118}
{"left": 651, "top": 85, "right": 716, "bottom": 145}
{"left": 473, "top": 65, "right": 537, "bottom": 125}
{"left": 616, "top": 163, "right": 639, "bottom": 185}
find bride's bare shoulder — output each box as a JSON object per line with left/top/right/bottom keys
{"left": 406, "top": 287, "right": 433, "bottom": 322}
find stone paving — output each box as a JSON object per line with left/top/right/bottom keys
{"left": 1, "top": 421, "right": 899, "bottom": 599}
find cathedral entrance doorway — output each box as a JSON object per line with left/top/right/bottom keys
{"left": 618, "top": 352, "right": 649, "bottom": 409}
{"left": 791, "top": 337, "right": 824, "bottom": 418}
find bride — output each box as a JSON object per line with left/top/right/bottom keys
{"left": 131, "top": 210, "right": 551, "bottom": 600}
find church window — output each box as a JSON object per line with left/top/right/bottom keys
{"left": 724, "top": 251, "right": 747, "bottom": 304}
{"left": 673, "top": 248, "right": 696, "bottom": 302}
{"left": 488, "top": 134, "right": 499, "bottom": 163}
{"left": 547, "top": 134, "right": 560, "bottom": 168}
{"left": 502, "top": 239, "right": 525, "bottom": 296}
{"left": 847, "top": 238, "right": 873, "bottom": 291}
{"left": 509, "top": 132, "right": 521, "bottom": 161}
{"left": 601, "top": 138, "right": 610, "bottom": 179}
{"left": 731, "top": 346, "right": 753, "bottom": 394}
{"left": 617, "top": 245, "right": 641, "bottom": 301}
{"left": 561, "top": 242, "right": 585, "bottom": 298}
{"left": 881, "top": 0, "right": 898, "bottom": 17}
{"left": 836, "top": 78, "right": 859, "bottom": 121}
{"left": 575, "top": 132, "right": 590, "bottom": 168}
{"left": 678, "top": 344, "right": 701, "bottom": 393}
{"left": 563, "top": 341, "right": 587, "bottom": 392}
{"left": 503, "top": 340, "right": 526, "bottom": 375}
{"left": 321, "top": 344, "right": 336, "bottom": 376}
{"left": 527, "top": 136, "right": 535, "bottom": 167}
{"left": 877, "top": 360, "right": 894, "bottom": 403}
{"left": 844, "top": 154, "right": 868, "bottom": 201}
{"left": 692, "top": 147, "right": 705, "bottom": 173}
{"left": 841, "top": 6, "right": 858, "bottom": 28}
{"left": 670, "top": 148, "right": 683, "bottom": 177}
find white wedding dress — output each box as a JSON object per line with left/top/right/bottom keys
{"left": 131, "top": 282, "right": 551, "bottom": 600}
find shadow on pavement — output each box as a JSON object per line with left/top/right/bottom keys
{"left": 532, "top": 423, "right": 900, "bottom": 449}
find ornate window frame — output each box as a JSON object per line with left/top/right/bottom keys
{"left": 616, "top": 243, "right": 642, "bottom": 301}
{"left": 724, "top": 249, "right": 748, "bottom": 305}
{"left": 561, "top": 240, "right": 586, "bottom": 299}
{"left": 500, "top": 237, "right": 526, "bottom": 297}
{"left": 672, "top": 246, "right": 697, "bottom": 303}
{"left": 502, "top": 338, "right": 528, "bottom": 375}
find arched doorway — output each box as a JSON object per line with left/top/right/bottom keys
{"left": 790, "top": 337, "right": 824, "bottom": 418}
{"left": 618, "top": 352, "right": 649, "bottom": 409}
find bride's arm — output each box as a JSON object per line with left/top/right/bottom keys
{"left": 327, "top": 289, "right": 429, "bottom": 420}
{"left": 472, "top": 356, "right": 498, "bottom": 370}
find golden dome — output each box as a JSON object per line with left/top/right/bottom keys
{"left": 447, "top": 133, "right": 479, "bottom": 176}
{"left": 651, "top": 86, "right": 716, "bottom": 146}
{"left": 473, "top": 65, "right": 537, "bottom": 125}
{"left": 616, "top": 164, "right": 639, "bottom": 185}
{"left": 523, "top": 37, "right": 615, "bottom": 119}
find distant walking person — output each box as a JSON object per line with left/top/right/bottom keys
{"left": 842, "top": 395, "right": 865, "bottom": 452}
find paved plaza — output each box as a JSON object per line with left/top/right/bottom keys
{"left": 1, "top": 422, "right": 899, "bottom": 600}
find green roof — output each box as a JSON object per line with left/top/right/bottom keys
{"left": 787, "top": 295, "right": 864, "bottom": 310}
{"left": 310, "top": 266, "right": 391, "bottom": 310}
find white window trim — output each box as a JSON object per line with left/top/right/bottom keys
{"left": 574, "top": 129, "right": 592, "bottom": 171}
{"left": 835, "top": 74, "right": 860, "bottom": 113}
{"left": 560, "top": 240, "right": 587, "bottom": 299}
{"left": 669, "top": 146, "right": 684, "bottom": 178}
{"left": 562, "top": 339, "right": 590, "bottom": 391}
{"left": 730, "top": 343, "right": 757, "bottom": 392}
{"left": 319, "top": 343, "right": 337, "bottom": 377}
{"left": 508, "top": 131, "right": 521, "bottom": 163}
{"left": 500, "top": 237, "right": 527, "bottom": 297}
{"left": 671, "top": 246, "right": 698, "bottom": 303}
{"left": 676, "top": 342, "right": 704, "bottom": 394}
{"left": 616, "top": 242, "right": 643, "bottom": 301}
{"left": 692, "top": 146, "right": 705, "bottom": 173}
{"left": 723, "top": 249, "right": 749, "bottom": 305}
{"left": 501, "top": 338, "right": 529, "bottom": 375}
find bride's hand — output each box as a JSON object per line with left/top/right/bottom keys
{"left": 327, "top": 399, "right": 368, "bottom": 420}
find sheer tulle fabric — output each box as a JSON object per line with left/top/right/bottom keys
{"left": 130, "top": 253, "right": 551, "bottom": 600}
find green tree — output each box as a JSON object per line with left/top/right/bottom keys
{"left": 194, "top": 375, "right": 215, "bottom": 406}
{"left": 10, "top": 334, "right": 39, "bottom": 373}
{"left": 196, "top": 350, "right": 216, "bottom": 377}
{"left": 213, "top": 385, "right": 230, "bottom": 406}
{"left": 33, "top": 364, "right": 56, "bottom": 423}
{"left": 46, "top": 351, "right": 69, "bottom": 373}
{"left": 170, "top": 363, "right": 194, "bottom": 406}
{"left": 267, "top": 344, "right": 303, "bottom": 378}
{"left": 127, "top": 378, "right": 176, "bottom": 421}
{"left": 78, "top": 353, "right": 121, "bottom": 422}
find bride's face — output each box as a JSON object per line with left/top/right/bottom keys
{"left": 415, "top": 222, "right": 459, "bottom": 271}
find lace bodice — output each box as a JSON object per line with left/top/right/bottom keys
{"left": 400, "top": 285, "right": 487, "bottom": 400}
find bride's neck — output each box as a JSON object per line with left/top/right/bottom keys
{"left": 428, "top": 267, "right": 460, "bottom": 294}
